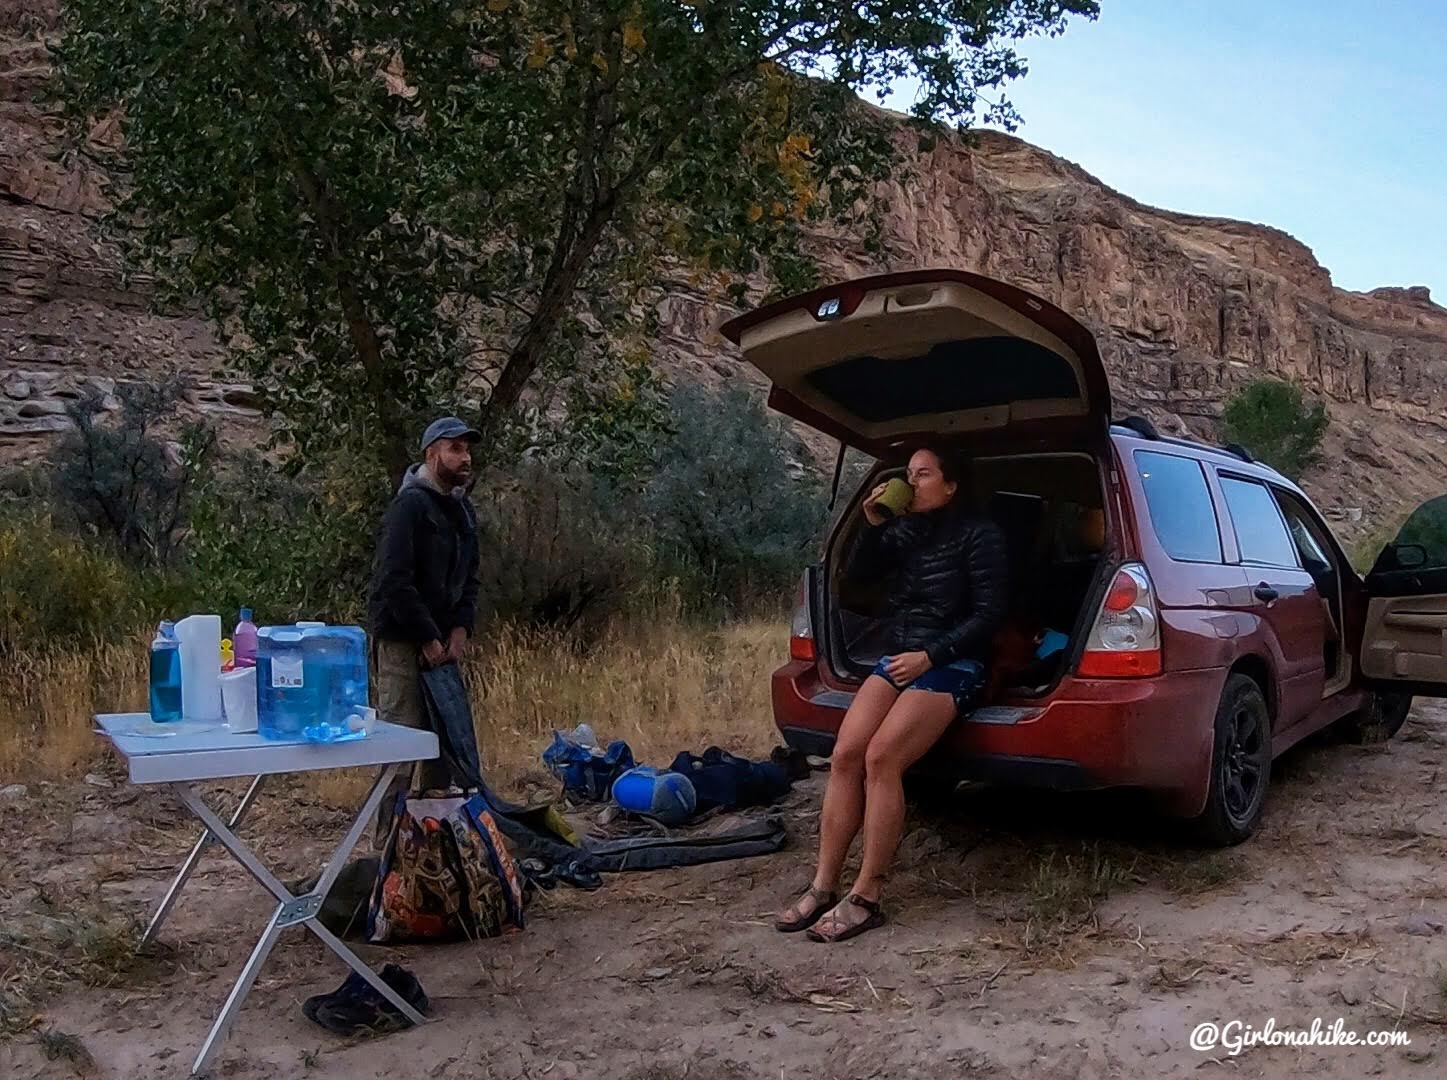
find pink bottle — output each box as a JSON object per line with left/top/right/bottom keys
{"left": 234, "top": 607, "right": 259, "bottom": 668}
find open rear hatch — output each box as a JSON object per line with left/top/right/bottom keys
{"left": 720, "top": 270, "right": 1111, "bottom": 453}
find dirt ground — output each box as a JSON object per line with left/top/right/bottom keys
{"left": 6, "top": 703, "right": 1447, "bottom": 1080}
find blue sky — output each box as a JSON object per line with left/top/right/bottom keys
{"left": 878, "top": 1, "right": 1445, "bottom": 298}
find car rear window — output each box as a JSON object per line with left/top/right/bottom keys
{"left": 805, "top": 338, "right": 1080, "bottom": 422}
{"left": 1220, "top": 477, "right": 1300, "bottom": 568}
{"left": 1135, "top": 451, "right": 1222, "bottom": 563}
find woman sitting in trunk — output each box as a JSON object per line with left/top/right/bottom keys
{"left": 776, "top": 445, "right": 1008, "bottom": 942}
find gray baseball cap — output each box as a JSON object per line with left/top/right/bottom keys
{"left": 420, "top": 416, "right": 481, "bottom": 453}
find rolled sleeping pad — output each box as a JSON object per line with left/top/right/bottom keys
{"left": 611, "top": 766, "right": 698, "bottom": 826}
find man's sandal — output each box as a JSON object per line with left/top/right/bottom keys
{"left": 775, "top": 886, "right": 838, "bottom": 933}
{"left": 806, "top": 894, "right": 887, "bottom": 943}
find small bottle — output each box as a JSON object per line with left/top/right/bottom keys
{"left": 220, "top": 638, "right": 235, "bottom": 672}
{"left": 149, "top": 621, "right": 183, "bottom": 723}
{"left": 234, "top": 607, "right": 258, "bottom": 669}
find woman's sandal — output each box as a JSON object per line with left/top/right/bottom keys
{"left": 806, "top": 894, "right": 887, "bottom": 943}
{"left": 775, "top": 886, "right": 839, "bottom": 933}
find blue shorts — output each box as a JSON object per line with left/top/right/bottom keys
{"left": 871, "top": 656, "right": 985, "bottom": 716}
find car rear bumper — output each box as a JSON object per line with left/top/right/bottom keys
{"left": 773, "top": 660, "right": 1224, "bottom": 815}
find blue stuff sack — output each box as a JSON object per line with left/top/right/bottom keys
{"left": 611, "top": 767, "right": 698, "bottom": 826}
{"left": 543, "top": 731, "right": 635, "bottom": 801}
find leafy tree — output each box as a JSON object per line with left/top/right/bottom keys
{"left": 53, "top": 0, "right": 1097, "bottom": 480}
{"left": 1222, "top": 378, "right": 1329, "bottom": 480}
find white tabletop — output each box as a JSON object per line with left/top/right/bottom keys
{"left": 96, "top": 713, "right": 439, "bottom": 784}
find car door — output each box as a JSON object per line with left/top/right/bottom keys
{"left": 1216, "top": 473, "right": 1327, "bottom": 729}
{"left": 1360, "top": 495, "right": 1447, "bottom": 695}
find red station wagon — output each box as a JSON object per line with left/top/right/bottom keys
{"left": 722, "top": 269, "right": 1444, "bottom": 845}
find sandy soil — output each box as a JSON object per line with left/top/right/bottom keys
{"left": 5, "top": 703, "right": 1447, "bottom": 1080}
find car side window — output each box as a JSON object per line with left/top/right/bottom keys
{"left": 1276, "top": 496, "right": 1332, "bottom": 572}
{"left": 1135, "top": 451, "right": 1222, "bottom": 563}
{"left": 1220, "top": 477, "right": 1300, "bottom": 569}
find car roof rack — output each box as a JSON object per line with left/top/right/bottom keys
{"left": 1112, "top": 416, "right": 1267, "bottom": 470}
{"left": 1113, "top": 415, "right": 1160, "bottom": 440}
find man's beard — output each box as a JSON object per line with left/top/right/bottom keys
{"left": 434, "top": 462, "right": 472, "bottom": 490}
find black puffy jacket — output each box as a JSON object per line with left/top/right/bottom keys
{"left": 845, "top": 503, "right": 1009, "bottom": 668}
{"left": 368, "top": 464, "right": 481, "bottom": 645}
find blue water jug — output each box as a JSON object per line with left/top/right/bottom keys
{"left": 257, "top": 626, "right": 314, "bottom": 739}
{"left": 611, "top": 767, "right": 698, "bottom": 826}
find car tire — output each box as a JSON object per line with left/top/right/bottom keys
{"left": 1191, "top": 674, "right": 1272, "bottom": 847}
{"left": 1344, "top": 691, "right": 1413, "bottom": 743}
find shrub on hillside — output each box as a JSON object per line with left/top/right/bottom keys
{"left": 50, "top": 377, "right": 215, "bottom": 567}
{"left": 1222, "top": 378, "right": 1329, "bottom": 480}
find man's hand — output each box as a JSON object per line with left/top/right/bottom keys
{"left": 885, "top": 651, "right": 932, "bottom": 684}
{"left": 446, "top": 627, "right": 469, "bottom": 663}
{"left": 421, "top": 639, "right": 447, "bottom": 669}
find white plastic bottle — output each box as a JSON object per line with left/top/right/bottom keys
{"left": 176, "top": 614, "right": 224, "bottom": 723}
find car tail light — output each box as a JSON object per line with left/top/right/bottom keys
{"left": 1078, "top": 563, "right": 1162, "bottom": 678}
{"left": 789, "top": 577, "right": 816, "bottom": 662}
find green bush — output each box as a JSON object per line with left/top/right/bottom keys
{"left": 1222, "top": 378, "right": 1329, "bottom": 480}
{"left": 50, "top": 377, "right": 214, "bottom": 567}
{"left": 8, "top": 376, "right": 827, "bottom": 645}
{"left": 0, "top": 513, "right": 174, "bottom": 656}
{"left": 642, "top": 382, "right": 826, "bottom": 609}
{"left": 185, "top": 451, "right": 389, "bottom": 625}
{"left": 472, "top": 460, "right": 656, "bottom": 631}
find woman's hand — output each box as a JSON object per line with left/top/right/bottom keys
{"left": 862, "top": 483, "right": 890, "bottom": 526}
{"left": 885, "top": 651, "right": 932, "bottom": 684}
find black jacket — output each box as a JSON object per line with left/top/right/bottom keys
{"left": 845, "top": 504, "right": 1009, "bottom": 668}
{"left": 369, "top": 465, "right": 481, "bottom": 644}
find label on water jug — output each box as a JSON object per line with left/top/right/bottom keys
{"left": 271, "top": 656, "right": 304, "bottom": 689}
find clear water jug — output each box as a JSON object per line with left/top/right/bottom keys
{"left": 301, "top": 625, "right": 369, "bottom": 743}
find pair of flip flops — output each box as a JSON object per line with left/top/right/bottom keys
{"left": 302, "top": 963, "right": 430, "bottom": 1036}
{"left": 775, "top": 887, "right": 887, "bottom": 942}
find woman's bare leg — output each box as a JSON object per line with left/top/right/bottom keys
{"left": 809, "top": 689, "right": 956, "bottom": 938}
{"left": 778, "top": 675, "right": 898, "bottom": 923}
{"left": 855, "top": 690, "right": 957, "bottom": 898}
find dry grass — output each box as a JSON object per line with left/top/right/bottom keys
{"left": 469, "top": 618, "right": 783, "bottom": 790}
{"left": 0, "top": 614, "right": 788, "bottom": 791}
{"left": 0, "top": 640, "right": 148, "bottom": 782}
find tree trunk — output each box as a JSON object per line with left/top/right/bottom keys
{"left": 482, "top": 200, "right": 614, "bottom": 440}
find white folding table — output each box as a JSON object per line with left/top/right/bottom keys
{"left": 95, "top": 713, "right": 439, "bottom": 1076}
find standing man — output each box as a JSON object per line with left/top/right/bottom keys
{"left": 369, "top": 416, "right": 482, "bottom": 832}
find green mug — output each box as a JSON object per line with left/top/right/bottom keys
{"left": 874, "top": 477, "right": 914, "bottom": 519}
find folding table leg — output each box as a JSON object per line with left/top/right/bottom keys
{"left": 142, "top": 774, "right": 265, "bottom": 948}
{"left": 191, "top": 907, "right": 286, "bottom": 1077}
{"left": 170, "top": 764, "right": 425, "bottom": 1077}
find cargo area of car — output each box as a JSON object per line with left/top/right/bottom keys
{"left": 824, "top": 450, "right": 1111, "bottom": 699}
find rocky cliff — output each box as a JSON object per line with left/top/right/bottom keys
{"left": 5, "top": 5, "right": 1447, "bottom": 538}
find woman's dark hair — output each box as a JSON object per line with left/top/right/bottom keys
{"left": 907, "top": 442, "right": 968, "bottom": 487}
